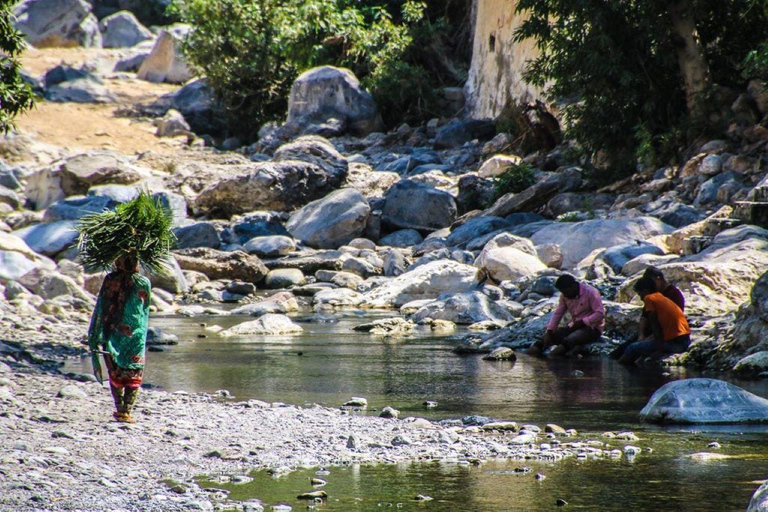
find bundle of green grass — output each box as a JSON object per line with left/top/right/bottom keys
{"left": 75, "top": 191, "right": 176, "bottom": 274}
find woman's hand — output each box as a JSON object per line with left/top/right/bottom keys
{"left": 91, "top": 353, "right": 103, "bottom": 385}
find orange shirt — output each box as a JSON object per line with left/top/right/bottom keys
{"left": 643, "top": 292, "right": 690, "bottom": 341}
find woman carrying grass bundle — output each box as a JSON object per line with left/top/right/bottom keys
{"left": 77, "top": 191, "right": 175, "bottom": 423}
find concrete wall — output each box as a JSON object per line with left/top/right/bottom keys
{"left": 464, "top": 0, "right": 544, "bottom": 119}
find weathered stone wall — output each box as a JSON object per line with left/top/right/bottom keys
{"left": 465, "top": 0, "right": 544, "bottom": 119}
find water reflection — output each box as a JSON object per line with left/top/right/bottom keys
{"left": 64, "top": 311, "right": 768, "bottom": 510}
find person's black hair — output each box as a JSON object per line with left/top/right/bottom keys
{"left": 643, "top": 267, "right": 664, "bottom": 280}
{"left": 555, "top": 274, "right": 577, "bottom": 291}
{"left": 634, "top": 276, "right": 657, "bottom": 295}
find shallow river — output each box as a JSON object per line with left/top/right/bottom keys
{"left": 66, "top": 311, "right": 768, "bottom": 511}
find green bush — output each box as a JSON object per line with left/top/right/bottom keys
{"left": 514, "top": 0, "right": 768, "bottom": 177}
{"left": 170, "top": 0, "right": 467, "bottom": 138}
{"left": 0, "top": 4, "right": 35, "bottom": 132}
{"left": 493, "top": 164, "right": 536, "bottom": 199}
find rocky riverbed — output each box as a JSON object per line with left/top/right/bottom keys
{"left": 0, "top": 357, "right": 652, "bottom": 511}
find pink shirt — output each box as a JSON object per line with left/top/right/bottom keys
{"left": 546, "top": 282, "right": 605, "bottom": 332}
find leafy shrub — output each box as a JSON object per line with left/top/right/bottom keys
{"left": 514, "top": 0, "right": 768, "bottom": 177}
{"left": 170, "top": 0, "right": 467, "bottom": 138}
{"left": 0, "top": 4, "right": 35, "bottom": 132}
{"left": 493, "top": 164, "right": 536, "bottom": 198}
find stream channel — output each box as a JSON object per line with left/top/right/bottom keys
{"left": 66, "top": 310, "right": 768, "bottom": 511}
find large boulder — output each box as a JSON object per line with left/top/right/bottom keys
{"left": 149, "top": 257, "right": 188, "bottom": 295}
{"left": 618, "top": 237, "right": 768, "bottom": 315}
{"left": 172, "top": 222, "right": 221, "bottom": 250}
{"left": 361, "top": 259, "right": 479, "bottom": 308}
{"left": 99, "top": 11, "right": 153, "bottom": 48}
{"left": 173, "top": 248, "right": 268, "bottom": 284}
{"left": 434, "top": 119, "right": 495, "bottom": 149}
{"left": 17, "top": 268, "right": 94, "bottom": 303}
{"left": 445, "top": 216, "right": 511, "bottom": 248}
{"left": 43, "top": 195, "right": 115, "bottom": 222}
{"left": 474, "top": 233, "right": 545, "bottom": 282}
{"left": 14, "top": 0, "right": 102, "bottom": 48}
{"left": 46, "top": 78, "right": 117, "bottom": 103}
{"left": 25, "top": 152, "right": 144, "bottom": 210}
{"left": 220, "top": 314, "right": 303, "bottom": 337}
{"left": 137, "top": 29, "right": 192, "bottom": 84}
{"left": 0, "top": 232, "right": 56, "bottom": 281}
{"left": 286, "top": 66, "right": 383, "bottom": 136}
{"left": 273, "top": 136, "right": 348, "bottom": 183}
{"left": 530, "top": 217, "right": 674, "bottom": 269}
{"left": 382, "top": 180, "right": 457, "bottom": 232}
{"left": 639, "top": 379, "right": 768, "bottom": 424}
{"left": 748, "top": 481, "right": 768, "bottom": 512}
{"left": 286, "top": 189, "right": 369, "bottom": 249}
{"left": 157, "top": 79, "right": 226, "bottom": 136}
{"left": 13, "top": 220, "right": 78, "bottom": 257}
{"left": 588, "top": 242, "right": 665, "bottom": 277}
{"left": 409, "top": 292, "right": 514, "bottom": 325}
{"left": 243, "top": 236, "right": 296, "bottom": 257}
{"left": 484, "top": 168, "right": 583, "bottom": 218}
{"left": 193, "top": 161, "right": 345, "bottom": 217}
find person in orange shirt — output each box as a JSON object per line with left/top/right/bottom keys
{"left": 618, "top": 276, "right": 691, "bottom": 365}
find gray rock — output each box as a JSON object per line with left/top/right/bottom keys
{"left": 220, "top": 314, "right": 303, "bottom": 336}
{"left": 149, "top": 257, "right": 188, "bottom": 294}
{"left": 137, "top": 29, "right": 192, "bottom": 84}
{"left": 160, "top": 78, "right": 226, "bottom": 136}
{"left": 378, "top": 229, "right": 423, "bottom": 248}
{"left": 362, "top": 259, "right": 478, "bottom": 307}
{"left": 154, "top": 190, "right": 187, "bottom": 225}
{"left": 174, "top": 248, "right": 268, "bottom": 284}
{"left": 733, "top": 351, "right": 768, "bottom": 378}
{"left": 313, "top": 288, "right": 363, "bottom": 307}
{"left": 593, "top": 242, "right": 664, "bottom": 275}
{"left": 99, "top": 10, "right": 153, "bottom": 48}
{"left": 483, "top": 347, "right": 516, "bottom": 361}
{"left": 43, "top": 65, "right": 96, "bottom": 88}
{"left": 87, "top": 184, "right": 142, "bottom": 204}
{"left": 287, "top": 66, "right": 383, "bottom": 136}
{"left": 434, "top": 119, "right": 495, "bottom": 149}
{"left": 18, "top": 268, "right": 94, "bottom": 302}
{"left": 531, "top": 217, "right": 674, "bottom": 269}
{"left": 43, "top": 195, "right": 115, "bottom": 222}
{"left": 264, "top": 269, "right": 306, "bottom": 289}
{"left": 382, "top": 180, "right": 457, "bottom": 232}
{"left": 381, "top": 248, "right": 407, "bottom": 277}
{"left": 379, "top": 406, "right": 399, "bottom": 419}
{"left": 286, "top": 189, "right": 370, "bottom": 249}
{"left": 694, "top": 171, "right": 742, "bottom": 207}
{"left": 273, "top": 136, "right": 348, "bottom": 183}
{"left": 640, "top": 378, "right": 768, "bottom": 424}
{"left": 230, "top": 212, "right": 288, "bottom": 244}
{"left": 0, "top": 232, "right": 56, "bottom": 281}
{"left": 485, "top": 168, "right": 583, "bottom": 218}
{"left": 46, "top": 78, "right": 117, "bottom": 103}
{"left": 13, "top": 220, "right": 78, "bottom": 257}
{"left": 244, "top": 236, "right": 296, "bottom": 257}
{"left": 445, "top": 217, "right": 511, "bottom": 248}
{"left": 230, "top": 292, "right": 298, "bottom": 316}
{"left": 410, "top": 291, "right": 513, "bottom": 325}
{"left": 173, "top": 223, "right": 221, "bottom": 250}
{"left": 748, "top": 480, "right": 768, "bottom": 512}
{"left": 154, "top": 109, "right": 191, "bottom": 138}
{"left": 194, "top": 161, "right": 344, "bottom": 217}
{"left": 14, "top": 0, "right": 102, "bottom": 48}
{"left": 57, "top": 385, "right": 87, "bottom": 398}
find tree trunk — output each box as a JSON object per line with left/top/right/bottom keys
{"left": 668, "top": 0, "right": 710, "bottom": 116}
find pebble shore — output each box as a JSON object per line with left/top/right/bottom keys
{"left": 0, "top": 321, "right": 639, "bottom": 511}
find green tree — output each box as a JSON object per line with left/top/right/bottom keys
{"left": 0, "top": 2, "right": 35, "bottom": 132}
{"left": 514, "top": 0, "right": 768, "bottom": 176}
{"left": 170, "top": 0, "right": 469, "bottom": 138}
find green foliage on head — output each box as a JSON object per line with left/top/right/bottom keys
{"left": 493, "top": 163, "right": 536, "bottom": 199}
{"left": 0, "top": 3, "right": 36, "bottom": 133}
{"left": 169, "top": 0, "right": 467, "bottom": 137}
{"left": 76, "top": 191, "right": 177, "bottom": 275}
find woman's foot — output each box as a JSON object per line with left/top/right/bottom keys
{"left": 112, "top": 411, "right": 124, "bottom": 421}
{"left": 116, "top": 413, "right": 136, "bottom": 423}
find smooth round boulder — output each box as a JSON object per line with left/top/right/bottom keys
{"left": 244, "top": 235, "right": 296, "bottom": 257}
{"left": 639, "top": 378, "right": 768, "bottom": 424}
{"left": 264, "top": 269, "right": 306, "bottom": 289}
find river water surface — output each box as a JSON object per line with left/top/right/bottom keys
{"left": 66, "top": 311, "right": 768, "bottom": 510}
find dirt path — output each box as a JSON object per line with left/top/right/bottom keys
{"left": 15, "top": 47, "right": 188, "bottom": 157}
